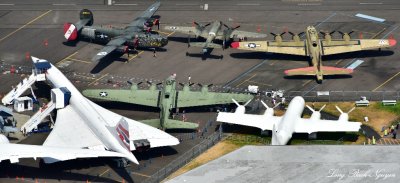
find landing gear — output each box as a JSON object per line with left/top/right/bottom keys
{"left": 112, "top": 158, "right": 128, "bottom": 168}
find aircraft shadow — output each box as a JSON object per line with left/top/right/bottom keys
{"left": 322, "top": 50, "right": 394, "bottom": 61}
{"left": 230, "top": 52, "right": 309, "bottom": 61}
{"left": 0, "top": 160, "right": 119, "bottom": 182}
{"left": 92, "top": 101, "right": 159, "bottom": 113}
{"left": 133, "top": 146, "right": 178, "bottom": 161}
{"left": 283, "top": 75, "right": 353, "bottom": 83}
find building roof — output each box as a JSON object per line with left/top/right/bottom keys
{"left": 167, "top": 145, "right": 399, "bottom": 183}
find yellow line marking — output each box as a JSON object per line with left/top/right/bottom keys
{"left": 371, "top": 28, "right": 386, "bottom": 39}
{"left": 155, "top": 30, "right": 172, "bottom": 35}
{"left": 0, "top": 10, "right": 52, "bottom": 42}
{"left": 88, "top": 73, "right": 109, "bottom": 86}
{"left": 130, "top": 172, "right": 151, "bottom": 178}
{"left": 56, "top": 52, "right": 79, "bottom": 66}
{"left": 69, "top": 58, "right": 91, "bottom": 64}
{"left": 335, "top": 59, "right": 344, "bottom": 65}
{"left": 126, "top": 51, "right": 144, "bottom": 62}
{"left": 166, "top": 31, "right": 175, "bottom": 37}
{"left": 372, "top": 71, "right": 400, "bottom": 91}
{"left": 99, "top": 169, "right": 110, "bottom": 177}
{"left": 235, "top": 73, "right": 257, "bottom": 87}
{"left": 246, "top": 80, "right": 272, "bottom": 87}
{"left": 301, "top": 80, "right": 312, "bottom": 87}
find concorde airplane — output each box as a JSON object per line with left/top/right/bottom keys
{"left": 0, "top": 57, "right": 179, "bottom": 165}
{"left": 217, "top": 96, "right": 361, "bottom": 145}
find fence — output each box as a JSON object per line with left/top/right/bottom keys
{"left": 286, "top": 90, "right": 400, "bottom": 102}
{"left": 142, "top": 125, "right": 223, "bottom": 183}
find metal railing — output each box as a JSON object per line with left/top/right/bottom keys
{"left": 142, "top": 125, "right": 223, "bottom": 183}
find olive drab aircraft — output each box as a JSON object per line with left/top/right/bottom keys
{"left": 230, "top": 26, "right": 397, "bottom": 83}
{"left": 164, "top": 20, "right": 267, "bottom": 54}
{"left": 63, "top": 1, "right": 168, "bottom": 61}
{"left": 82, "top": 74, "right": 254, "bottom": 130}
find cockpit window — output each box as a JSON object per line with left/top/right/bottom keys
{"left": 165, "top": 94, "right": 170, "bottom": 98}
{"left": 312, "top": 42, "right": 317, "bottom": 47}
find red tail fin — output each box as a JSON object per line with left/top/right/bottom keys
{"left": 63, "top": 23, "right": 78, "bottom": 41}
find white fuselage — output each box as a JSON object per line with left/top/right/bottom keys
{"left": 272, "top": 96, "right": 305, "bottom": 145}
{"left": 41, "top": 60, "right": 136, "bottom": 163}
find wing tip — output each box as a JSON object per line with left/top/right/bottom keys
{"left": 231, "top": 42, "right": 240, "bottom": 49}
{"left": 389, "top": 39, "right": 397, "bottom": 46}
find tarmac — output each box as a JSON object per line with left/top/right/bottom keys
{"left": 0, "top": 0, "right": 399, "bottom": 182}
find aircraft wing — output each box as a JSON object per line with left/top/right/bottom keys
{"left": 176, "top": 91, "right": 254, "bottom": 108}
{"left": 0, "top": 143, "right": 128, "bottom": 164}
{"left": 217, "top": 112, "right": 280, "bottom": 131}
{"left": 43, "top": 105, "right": 105, "bottom": 149}
{"left": 321, "top": 39, "right": 396, "bottom": 55}
{"left": 92, "top": 37, "right": 127, "bottom": 61}
{"left": 294, "top": 119, "right": 362, "bottom": 134}
{"left": 82, "top": 89, "right": 160, "bottom": 108}
{"left": 86, "top": 99, "right": 179, "bottom": 148}
{"left": 189, "top": 42, "right": 222, "bottom": 49}
{"left": 127, "top": 1, "right": 160, "bottom": 28}
{"left": 163, "top": 26, "right": 202, "bottom": 36}
{"left": 227, "top": 30, "right": 267, "bottom": 39}
{"left": 231, "top": 41, "right": 307, "bottom": 56}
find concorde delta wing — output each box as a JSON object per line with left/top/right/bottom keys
{"left": 43, "top": 105, "right": 104, "bottom": 149}
{"left": 91, "top": 37, "right": 128, "bottom": 61}
{"left": 321, "top": 39, "right": 397, "bottom": 56}
{"left": 226, "top": 30, "right": 267, "bottom": 39}
{"left": 176, "top": 91, "right": 254, "bottom": 108}
{"left": 294, "top": 118, "right": 362, "bottom": 134}
{"left": 82, "top": 89, "right": 159, "bottom": 108}
{"left": 231, "top": 41, "right": 307, "bottom": 56}
{"left": 217, "top": 112, "right": 279, "bottom": 131}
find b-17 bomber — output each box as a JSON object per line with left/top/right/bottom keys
{"left": 231, "top": 26, "right": 397, "bottom": 83}
{"left": 82, "top": 74, "right": 254, "bottom": 130}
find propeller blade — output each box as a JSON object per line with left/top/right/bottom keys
{"left": 319, "top": 31, "right": 326, "bottom": 36}
{"left": 137, "top": 81, "right": 143, "bottom": 85}
{"left": 189, "top": 83, "right": 195, "bottom": 86}
{"left": 273, "top": 102, "right": 281, "bottom": 109}
{"left": 127, "top": 80, "right": 133, "bottom": 85}
{"left": 280, "top": 32, "right": 286, "bottom": 36}
{"left": 233, "top": 25, "right": 240, "bottom": 30}
{"left": 156, "top": 82, "right": 163, "bottom": 86}
{"left": 223, "top": 24, "right": 230, "bottom": 29}
{"left": 146, "top": 81, "right": 152, "bottom": 85}
{"left": 348, "top": 31, "right": 354, "bottom": 35}
{"left": 244, "top": 99, "right": 252, "bottom": 106}
{"left": 193, "top": 21, "right": 200, "bottom": 27}
{"left": 261, "top": 100, "right": 270, "bottom": 109}
{"left": 306, "top": 105, "right": 315, "bottom": 112}
{"left": 338, "top": 31, "right": 344, "bottom": 35}
{"left": 288, "top": 32, "right": 295, "bottom": 36}
{"left": 270, "top": 32, "right": 277, "bottom": 37}
{"left": 298, "top": 32, "right": 305, "bottom": 36}
{"left": 204, "top": 23, "right": 211, "bottom": 27}
{"left": 329, "top": 31, "right": 336, "bottom": 35}
{"left": 197, "top": 83, "right": 203, "bottom": 87}
{"left": 207, "top": 84, "right": 213, "bottom": 87}
{"left": 319, "top": 104, "right": 326, "bottom": 112}
{"left": 348, "top": 107, "right": 356, "bottom": 114}
{"left": 179, "top": 82, "right": 184, "bottom": 86}
{"left": 335, "top": 105, "right": 344, "bottom": 114}
{"left": 232, "top": 98, "right": 240, "bottom": 107}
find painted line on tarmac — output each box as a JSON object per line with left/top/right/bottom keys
{"left": 127, "top": 51, "right": 144, "bottom": 62}
{"left": 381, "top": 25, "right": 399, "bottom": 39}
{"left": 223, "top": 59, "right": 269, "bottom": 87}
{"left": 372, "top": 71, "right": 400, "bottom": 91}
{"left": 237, "top": 3, "right": 260, "bottom": 6}
{"left": 314, "top": 12, "right": 337, "bottom": 28}
{"left": 0, "top": 4, "right": 14, "bottom": 6}
{"left": 53, "top": 3, "right": 76, "bottom": 6}
{"left": 69, "top": 58, "right": 91, "bottom": 64}
{"left": 359, "top": 2, "right": 383, "bottom": 5}
{"left": 88, "top": 73, "right": 109, "bottom": 86}
{"left": 56, "top": 52, "right": 79, "bottom": 66}
{"left": 0, "top": 10, "right": 52, "bottom": 42}
{"left": 131, "top": 172, "right": 151, "bottom": 178}
{"left": 114, "top": 4, "right": 137, "bottom": 6}
{"left": 235, "top": 73, "right": 257, "bottom": 87}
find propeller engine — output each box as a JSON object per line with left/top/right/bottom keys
{"left": 147, "top": 81, "right": 162, "bottom": 90}
{"left": 288, "top": 32, "right": 304, "bottom": 42}
{"left": 222, "top": 24, "right": 241, "bottom": 49}
{"left": 127, "top": 81, "right": 143, "bottom": 90}
{"left": 198, "top": 83, "right": 213, "bottom": 92}
{"left": 179, "top": 82, "right": 195, "bottom": 92}
{"left": 335, "top": 106, "right": 355, "bottom": 122}
{"left": 319, "top": 31, "right": 335, "bottom": 42}
{"left": 232, "top": 99, "right": 252, "bottom": 114}
{"left": 261, "top": 100, "right": 280, "bottom": 117}
{"left": 270, "top": 32, "right": 286, "bottom": 43}
{"left": 306, "top": 104, "right": 326, "bottom": 121}
{"left": 338, "top": 31, "right": 354, "bottom": 42}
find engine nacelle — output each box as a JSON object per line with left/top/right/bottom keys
{"left": 0, "top": 134, "right": 9, "bottom": 144}
{"left": 144, "top": 18, "right": 159, "bottom": 28}
{"left": 116, "top": 45, "right": 129, "bottom": 53}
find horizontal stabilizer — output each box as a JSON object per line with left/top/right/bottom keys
{"left": 189, "top": 42, "right": 222, "bottom": 49}
{"left": 284, "top": 66, "right": 353, "bottom": 76}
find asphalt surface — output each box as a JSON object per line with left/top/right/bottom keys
{"left": 0, "top": 0, "right": 399, "bottom": 182}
